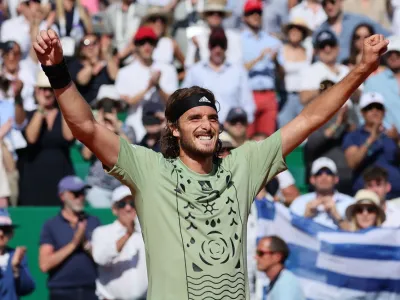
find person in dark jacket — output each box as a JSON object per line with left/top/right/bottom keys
{"left": 0, "top": 209, "right": 35, "bottom": 300}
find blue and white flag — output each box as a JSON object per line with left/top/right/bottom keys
{"left": 254, "top": 200, "right": 400, "bottom": 300}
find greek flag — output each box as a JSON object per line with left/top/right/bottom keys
{"left": 254, "top": 200, "right": 400, "bottom": 300}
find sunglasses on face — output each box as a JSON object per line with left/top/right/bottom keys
{"left": 256, "top": 250, "right": 274, "bottom": 257}
{"left": 0, "top": 227, "right": 13, "bottom": 236}
{"left": 209, "top": 41, "right": 227, "bottom": 50}
{"left": 205, "top": 11, "right": 225, "bottom": 17}
{"left": 314, "top": 168, "right": 335, "bottom": 177}
{"left": 135, "top": 38, "right": 157, "bottom": 47}
{"left": 362, "top": 103, "right": 384, "bottom": 112}
{"left": 82, "top": 39, "right": 98, "bottom": 47}
{"left": 72, "top": 190, "right": 86, "bottom": 198}
{"left": 244, "top": 10, "right": 262, "bottom": 17}
{"left": 318, "top": 41, "right": 337, "bottom": 50}
{"left": 322, "top": 0, "right": 336, "bottom": 7}
{"left": 38, "top": 87, "right": 52, "bottom": 92}
{"left": 355, "top": 205, "right": 377, "bottom": 214}
{"left": 116, "top": 199, "right": 135, "bottom": 209}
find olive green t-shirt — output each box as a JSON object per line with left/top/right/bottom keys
{"left": 107, "top": 130, "right": 286, "bottom": 300}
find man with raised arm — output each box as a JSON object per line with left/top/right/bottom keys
{"left": 33, "top": 29, "right": 388, "bottom": 300}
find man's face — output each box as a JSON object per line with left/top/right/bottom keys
{"left": 3, "top": 43, "right": 21, "bottom": 73}
{"left": 255, "top": 238, "right": 280, "bottom": 272}
{"left": 365, "top": 179, "right": 391, "bottom": 202}
{"left": 113, "top": 196, "right": 136, "bottom": 221}
{"left": 81, "top": 35, "right": 100, "bottom": 59}
{"left": 385, "top": 51, "right": 400, "bottom": 71}
{"left": 209, "top": 44, "right": 226, "bottom": 66}
{"left": 310, "top": 168, "right": 338, "bottom": 193}
{"left": 224, "top": 119, "right": 247, "bottom": 140}
{"left": 361, "top": 104, "right": 384, "bottom": 126}
{"left": 35, "top": 87, "right": 55, "bottom": 108}
{"left": 135, "top": 39, "right": 157, "bottom": 61}
{"left": 205, "top": 11, "right": 224, "bottom": 28}
{"left": 317, "top": 43, "right": 339, "bottom": 64}
{"left": 244, "top": 10, "right": 262, "bottom": 29}
{"left": 173, "top": 106, "right": 220, "bottom": 159}
{"left": 322, "top": 0, "right": 342, "bottom": 18}
{"left": 61, "top": 190, "right": 86, "bottom": 213}
{"left": 0, "top": 227, "right": 12, "bottom": 249}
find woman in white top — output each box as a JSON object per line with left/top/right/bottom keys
{"left": 277, "top": 19, "right": 312, "bottom": 128}
{"left": 142, "top": 7, "right": 185, "bottom": 68}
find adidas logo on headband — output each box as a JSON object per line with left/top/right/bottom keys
{"left": 199, "top": 97, "right": 211, "bottom": 103}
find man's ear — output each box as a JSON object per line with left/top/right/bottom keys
{"left": 170, "top": 122, "right": 180, "bottom": 138}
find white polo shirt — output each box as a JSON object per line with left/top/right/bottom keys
{"left": 382, "top": 201, "right": 400, "bottom": 228}
{"left": 115, "top": 59, "right": 178, "bottom": 141}
{"left": 92, "top": 220, "right": 148, "bottom": 300}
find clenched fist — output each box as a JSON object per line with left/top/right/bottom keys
{"left": 33, "top": 29, "right": 64, "bottom": 66}
{"left": 361, "top": 34, "right": 389, "bottom": 73}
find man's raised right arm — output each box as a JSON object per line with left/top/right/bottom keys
{"left": 33, "top": 29, "right": 119, "bottom": 169}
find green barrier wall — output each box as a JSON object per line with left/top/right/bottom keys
{"left": 7, "top": 208, "right": 115, "bottom": 300}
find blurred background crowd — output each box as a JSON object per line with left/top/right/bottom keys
{"left": 0, "top": 0, "right": 400, "bottom": 299}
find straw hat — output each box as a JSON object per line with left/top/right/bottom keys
{"left": 345, "top": 189, "right": 386, "bottom": 222}
{"left": 36, "top": 71, "right": 51, "bottom": 88}
{"left": 201, "top": 0, "right": 232, "bottom": 18}
{"left": 142, "top": 6, "right": 172, "bottom": 26}
{"left": 282, "top": 17, "right": 312, "bottom": 37}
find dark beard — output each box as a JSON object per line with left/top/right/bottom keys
{"left": 180, "top": 135, "right": 217, "bottom": 159}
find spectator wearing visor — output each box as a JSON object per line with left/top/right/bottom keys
{"left": 83, "top": 84, "right": 134, "bottom": 208}
{"left": 291, "top": 157, "right": 354, "bottom": 229}
{"left": 223, "top": 107, "right": 249, "bottom": 147}
{"left": 345, "top": 189, "right": 386, "bottom": 231}
{"left": 116, "top": 26, "right": 178, "bottom": 142}
{"left": 39, "top": 175, "right": 100, "bottom": 300}
{"left": 69, "top": 34, "right": 118, "bottom": 104}
{"left": 18, "top": 71, "right": 75, "bottom": 207}
{"left": 299, "top": 30, "right": 360, "bottom": 105}
{"left": 305, "top": 79, "right": 358, "bottom": 195}
{"left": 315, "top": 0, "right": 390, "bottom": 63}
{"left": 343, "top": 92, "right": 400, "bottom": 199}
{"left": 241, "top": 0, "right": 282, "bottom": 137}
{"left": 0, "top": 209, "right": 35, "bottom": 300}
{"left": 184, "top": 0, "right": 242, "bottom": 68}
{"left": 182, "top": 27, "right": 255, "bottom": 125}
{"left": 92, "top": 185, "right": 147, "bottom": 300}
{"left": 140, "top": 101, "right": 164, "bottom": 152}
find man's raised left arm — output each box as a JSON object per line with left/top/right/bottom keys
{"left": 280, "top": 34, "right": 389, "bottom": 157}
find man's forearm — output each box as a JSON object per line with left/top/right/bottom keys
{"left": 40, "top": 243, "right": 76, "bottom": 272}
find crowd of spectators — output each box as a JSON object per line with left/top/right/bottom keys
{"left": 0, "top": 0, "right": 400, "bottom": 299}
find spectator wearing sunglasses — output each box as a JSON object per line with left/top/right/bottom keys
{"left": 291, "top": 157, "right": 354, "bottom": 229}
{"left": 39, "top": 175, "right": 100, "bottom": 300}
{"left": 299, "top": 30, "right": 361, "bottom": 106}
{"left": 362, "top": 166, "right": 400, "bottom": 228}
{"left": 92, "top": 185, "right": 147, "bottom": 300}
{"left": 255, "top": 236, "right": 305, "bottom": 300}
{"left": 116, "top": 26, "right": 178, "bottom": 142}
{"left": 343, "top": 92, "right": 400, "bottom": 199}
{"left": 241, "top": 0, "right": 282, "bottom": 137}
{"left": 345, "top": 189, "right": 386, "bottom": 231}
{"left": 314, "top": 0, "right": 390, "bottom": 63}
{"left": 0, "top": 209, "right": 35, "bottom": 300}
{"left": 184, "top": 0, "right": 242, "bottom": 68}
{"left": 182, "top": 27, "right": 255, "bottom": 126}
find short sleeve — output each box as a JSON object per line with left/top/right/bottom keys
{"left": 39, "top": 222, "right": 54, "bottom": 246}
{"left": 342, "top": 132, "right": 357, "bottom": 152}
{"left": 106, "top": 136, "right": 162, "bottom": 191}
{"left": 233, "top": 130, "right": 287, "bottom": 196}
{"left": 276, "top": 170, "right": 295, "bottom": 190}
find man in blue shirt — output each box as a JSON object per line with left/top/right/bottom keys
{"left": 364, "top": 35, "right": 400, "bottom": 132}
{"left": 343, "top": 92, "right": 400, "bottom": 198}
{"left": 315, "top": 0, "right": 390, "bottom": 62}
{"left": 241, "top": 0, "right": 283, "bottom": 137}
{"left": 39, "top": 176, "right": 101, "bottom": 300}
{"left": 256, "top": 235, "right": 305, "bottom": 300}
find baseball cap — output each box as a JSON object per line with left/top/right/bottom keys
{"left": 111, "top": 185, "right": 132, "bottom": 204}
{"left": 243, "top": 0, "right": 262, "bottom": 13}
{"left": 134, "top": 26, "right": 158, "bottom": 42}
{"left": 208, "top": 27, "right": 228, "bottom": 50}
{"left": 226, "top": 107, "right": 248, "bottom": 124}
{"left": 386, "top": 35, "right": 400, "bottom": 53}
{"left": 0, "top": 209, "right": 17, "bottom": 228}
{"left": 311, "top": 157, "right": 337, "bottom": 175}
{"left": 58, "top": 176, "right": 90, "bottom": 194}
{"left": 314, "top": 30, "right": 338, "bottom": 48}
{"left": 142, "top": 101, "right": 164, "bottom": 125}
{"left": 359, "top": 92, "right": 384, "bottom": 110}
{"left": 219, "top": 131, "right": 237, "bottom": 149}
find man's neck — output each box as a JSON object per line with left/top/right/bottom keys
{"left": 328, "top": 11, "right": 343, "bottom": 25}
{"left": 122, "top": 0, "right": 132, "bottom": 11}
{"left": 139, "top": 56, "right": 153, "bottom": 67}
{"left": 266, "top": 264, "right": 284, "bottom": 282}
{"left": 209, "top": 60, "right": 224, "bottom": 72}
{"left": 316, "top": 190, "right": 335, "bottom": 197}
{"left": 324, "top": 61, "right": 338, "bottom": 71}
{"left": 179, "top": 152, "right": 214, "bottom": 174}
{"left": 61, "top": 208, "right": 79, "bottom": 224}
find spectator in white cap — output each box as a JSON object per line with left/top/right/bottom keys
{"left": 291, "top": 157, "right": 354, "bottom": 229}
{"left": 363, "top": 35, "right": 400, "bottom": 133}
{"left": 343, "top": 92, "right": 400, "bottom": 199}
{"left": 82, "top": 85, "right": 135, "bottom": 208}
{"left": 345, "top": 189, "right": 385, "bottom": 231}
{"left": 92, "top": 185, "right": 147, "bottom": 300}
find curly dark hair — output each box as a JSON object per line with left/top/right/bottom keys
{"left": 160, "top": 86, "right": 222, "bottom": 159}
